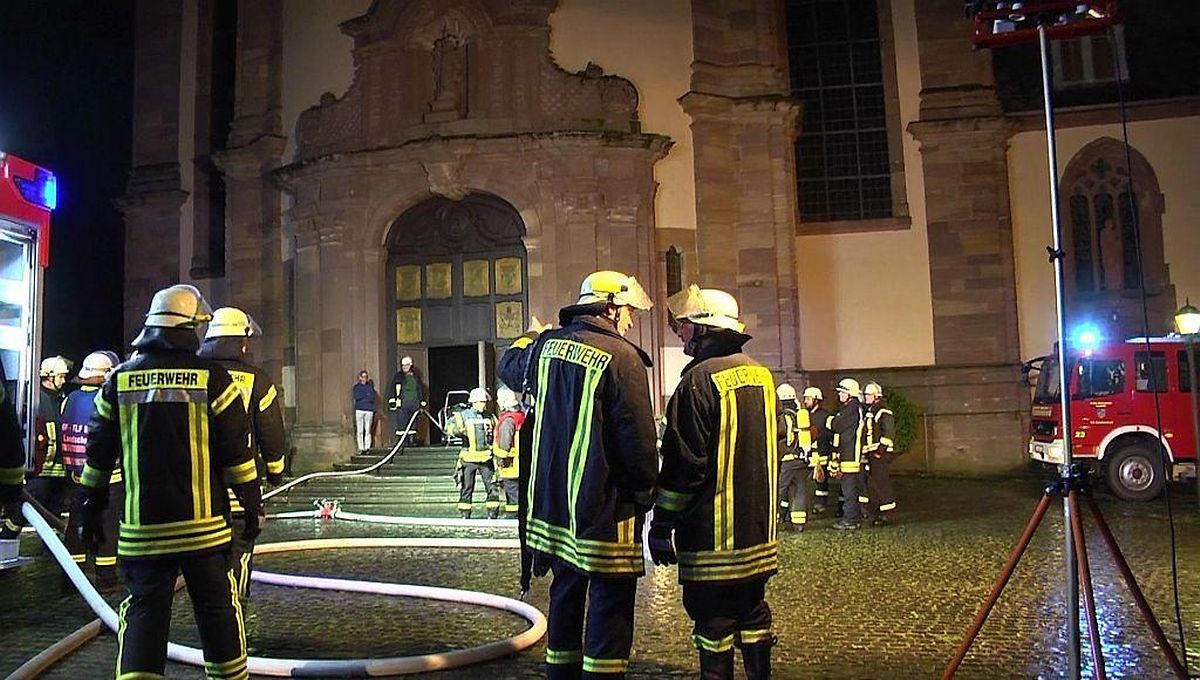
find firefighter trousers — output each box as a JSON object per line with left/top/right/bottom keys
{"left": 394, "top": 404, "right": 421, "bottom": 445}
{"left": 813, "top": 465, "right": 830, "bottom": 508}
{"left": 681, "top": 578, "right": 773, "bottom": 680}
{"left": 840, "top": 472, "right": 864, "bottom": 523}
{"left": 499, "top": 477, "right": 520, "bottom": 517}
{"left": 117, "top": 550, "right": 247, "bottom": 680}
{"left": 777, "top": 459, "right": 808, "bottom": 527}
{"left": 866, "top": 452, "right": 897, "bottom": 518}
{"left": 546, "top": 558, "right": 637, "bottom": 679}
{"left": 63, "top": 480, "right": 121, "bottom": 581}
{"left": 229, "top": 513, "right": 255, "bottom": 599}
{"left": 27, "top": 475, "right": 68, "bottom": 518}
{"left": 457, "top": 460, "right": 499, "bottom": 517}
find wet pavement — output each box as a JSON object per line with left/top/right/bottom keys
{"left": 3, "top": 475, "right": 1199, "bottom": 679}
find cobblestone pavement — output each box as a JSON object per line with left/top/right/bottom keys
{"left": 3, "top": 476, "right": 1199, "bottom": 679}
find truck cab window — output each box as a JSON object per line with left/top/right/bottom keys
{"left": 1076, "top": 358, "right": 1125, "bottom": 398}
{"left": 1134, "top": 351, "right": 1168, "bottom": 393}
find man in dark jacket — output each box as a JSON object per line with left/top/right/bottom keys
{"left": 498, "top": 270, "right": 658, "bottom": 680}
{"left": 828, "top": 378, "right": 867, "bottom": 531}
{"left": 351, "top": 371, "right": 377, "bottom": 454}
{"left": 0, "top": 360, "right": 26, "bottom": 538}
{"left": 650, "top": 285, "right": 779, "bottom": 680}
{"left": 389, "top": 356, "right": 425, "bottom": 445}
{"left": 198, "top": 306, "right": 287, "bottom": 597}
{"left": 79, "top": 284, "right": 260, "bottom": 680}
{"left": 28, "top": 355, "right": 70, "bottom": 515}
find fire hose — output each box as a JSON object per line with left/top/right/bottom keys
{"left": 16, "top": 502, "right": 546, "bottom": 677}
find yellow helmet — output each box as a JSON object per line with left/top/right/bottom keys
{"left": 39, "top": 356, "right": 70, "bottom": 377}
{"left": 666, "top": 284, "right": 745, "bottom": 333}
{"left": 864, "top": 381, "right": 883, "bottom": 398}
{"left": 836, "top": 378, "right": 861, "bottom": 398}
{"left": 143, "top": 284, "right": 213, "bottom": 328}
{"left": 776, "top": 383, "right": 797, "bottom": 402}
{"left": 802, "top": 386, "right": 823, "bottom": 401}
{"left": 204, "top": 307, "right": 262, "bottom": 339}
{"left": 577, "top": 271, "right": 652, "bottom": 311}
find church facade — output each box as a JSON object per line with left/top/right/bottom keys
{"left": 120, "top": 0, "right": 1200, "bottom": 473}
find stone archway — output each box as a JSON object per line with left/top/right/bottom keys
{"left": 384, "top": 192, "right": 527, "bottom": 415}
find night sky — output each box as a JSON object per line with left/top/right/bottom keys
{"left": 0, "top": 1, "right": 134, "bottom": 365}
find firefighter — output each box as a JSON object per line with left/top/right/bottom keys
{"left": 776, "top": 383, "right": 811, "bottom": 532}
{"left": 61, "top": 351, "right": 122, "bottom": 591}
{"left": 198, "top": 307, "right": 287, "bottom": 597}
{"left": 492, "top": 386, "right": 524, "bottom": 519}
{"left": 28, "top": 355, "right": 70, "bottom": 516}
{"left": 389, "top": 356, "right": 425, "bottom": 445}
{"left": 497, "top": 270, "right": 658, "bottom": 679}
{"left": 650, "top": 285, "right": 778, "bottom": 680}
{"left": 77, "top": 284, "right": 260, "bottom": 680}
{"left": 0, "top": 360, "right": 26, "bottom": 539}
{"left": 827, "top": 378, "right": 867, "bottom": 531}
{"left": 447, "top": 387, "right": 498, "bottom": 519}
{"left": 803, "top": 387, "right": 832, "bottom": 515}
{"left": 863, "top": 381, "right": 898, "bottom": 526}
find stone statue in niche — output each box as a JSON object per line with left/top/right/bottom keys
{"left": 426, "top": 28, "right": 468, "bottom": 122}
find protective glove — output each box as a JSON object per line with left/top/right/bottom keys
{"left": 77, "top": 490, "right": 107, "bottom": 553}
{"left": 648, "top": 524, "right": 677, "bottom": 566}
{"left": 241, "top": 509, "right": 262, "bottom": 542}
{"left": 387, "top": 397, "right": 399, "bottom": 411}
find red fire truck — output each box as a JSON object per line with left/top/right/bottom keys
{"left": 1029, "top": 336, "right": 1199, "bottom": 501}
{"left": 0, "top": 152, "right": 54, "bottom": 462}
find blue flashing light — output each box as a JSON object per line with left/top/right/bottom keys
{"left": 14, "top": 168, "right": 57, "bottom": 211}
{"left": 1072, "top": 323, "right": 1102, "bottom": 353}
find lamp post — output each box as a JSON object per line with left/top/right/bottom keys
{"left": 1174, "top": 300, "right": 1200, "bottom": 510}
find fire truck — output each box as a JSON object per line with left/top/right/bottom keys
{"left": 1029, "top": 336, "right": 1199, "bottom": 501}
{"left": 0, "top": 151, "right": 54, "bottom": 465}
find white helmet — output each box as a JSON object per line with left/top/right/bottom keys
{"left": 143, "top": 284, "right": 213, "bottom": 328}
{"left": 576, "top": 271, "right": 652, "bottom": 311}
{"left": 468, "top": 387, "right": 490, "bottom": 404}
{"left": 39, "top": 356, "right": 70, "bottom": 377}
{"left": 401, "top": 356, "right": 413, "bottom": 367}
{"left": 666, "top": 284, "right": 746, "bottom": 333}
{"left": 776, "top": 383, "right": 797, "bottom": 402}
{"left": 77, "top": 351, "right": 119, "bottom": 381}
{"left": 497, "top": 386, "right": 519, "bottom": 410}
{"left": 802, "top": 386, "right": 823, "bottom": 401}
{"left": 204, "top": 307, "right": 262, "bottom": 339}
{"left": 864, "top": 381, "right": 883, "bottom": 398}
{"left": 836, "top": 378, "right": 861, "bottom": 399}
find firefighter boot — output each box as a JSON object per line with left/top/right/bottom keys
{"left": 460, "top": 509, "right": 472, "bottom": 519}
{"left": 699, "top": 649, "right": 735, "bottom": 680}
{"left": 487, "top": 508, "right": 500, "bottom": 520}
{"left": 741, "top": 640, "right": 773, "bottom": 680}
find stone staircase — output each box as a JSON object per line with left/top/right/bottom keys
{"left": 268, "top": 446, "right": 496, "bottom": 517}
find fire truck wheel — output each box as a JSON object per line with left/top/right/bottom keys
{"left": 1106, "top": 443, "right": 1165, "bottom": 502}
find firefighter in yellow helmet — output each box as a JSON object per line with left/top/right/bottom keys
{"left": 827, "top": 377, "right": 868, "bottom": 530}
{"left": 78, "top": 284, "right": 259, "bottom": 680}
{"left": 28, "top": 355, "right": 71, "bottom": 517}
{"left": 652, "top": 285, "right": 778, "bottom": 679}
{"left": 863, "top": 381, "right": 897, "bottom": 525}
{"left": 775, "top": 383, "right": 813, "bottom": 532}
{"left": 61, "top": 350, "right": 123, "bottom": 591}
{"left": 447, "top": 387, "right": 499, "bottom": 519}
{"left": 497, "top": 269, "right": 658, "bottom": 679}
{"left": 199, "top": 306, "right": 288, "bottom": 597}
{"left": 492, "top": 386, "right": 525, "bottom": 519}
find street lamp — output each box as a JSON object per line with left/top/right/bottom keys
{"left": 1174, "top": 300, "right": 1200, "bottom": 510}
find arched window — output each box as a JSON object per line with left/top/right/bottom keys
{"left": 1061, "top": 137, "right": 1173, "bottom": 336}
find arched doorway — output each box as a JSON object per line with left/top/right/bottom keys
{"left": 386, "top": 192, "right": 528, "bottom": 418}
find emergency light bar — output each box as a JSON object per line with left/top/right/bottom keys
{"left": 14, "top": 167, "right": 56, "bottom": 211}
{"left": 966, "top": 1, "right": 1119, "bottom": 48}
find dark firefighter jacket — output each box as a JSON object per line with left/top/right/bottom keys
{"left": 498, "top": 311, "right": 658, "bottom": 577}
{"left": 865, "top": 402, "right": 896, "bottom": 455}
{"left": 655, "top": 337, "right": 779, "bottom": 584}
{"left": 82, "top": 327, "right": 260, "bottom": 559}
{"left": 493, "top": 409, "right": 525, "bottom": 480}
{"left": 777, "top": 402, "right": 811, "bottom": 463}
{"left": 60, "top": 385, "right": 122, "bottom": 485}
{"left": 35, "top": 385, "right": 65, "bottom": 478}
{"left": 199, "top": 338, "right": 287, "bottom": 513}
{"left": 808, "top": 404, "right": 831, "bottom": 468}
{"left": 826, "top": 398, "right": 866, "bottom": 474}
{"left": 0, "top": 361, "right": 25, "bottom": 502}
{"left": 448, "top": 407, "right": 496, "bottom": 464}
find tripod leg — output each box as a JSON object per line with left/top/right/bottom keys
{"left": 942, "top": 491, "right": 1054, "bottom": 680}
{"left": 1082, "top": 493, "right": 1188, "bottom": 680}
{"left": 1069, "top": 491, "right": 1106, "bottom": 680}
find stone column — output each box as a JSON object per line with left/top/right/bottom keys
{"left": 684, "top": 0, "right": 802, "bottom": 374}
